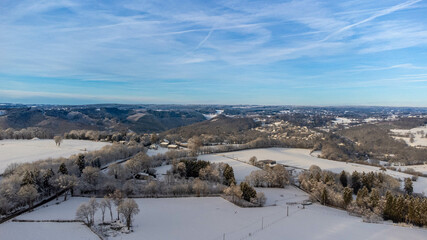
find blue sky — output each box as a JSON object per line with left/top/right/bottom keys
{"left": 0, "top": 0, "right": 427, "bottom": 106}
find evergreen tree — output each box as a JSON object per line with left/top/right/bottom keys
{"left": 76, "top": 154, "right": 86, "bottom": 174}
{"left": 323, "top": 173, "right": 334, "bottom": 185}
{"left": 320, "top": 187, "right": 328, "bottom": 205}
{"left": 339, "top": 170, "right": 348, "bottom": 187}
{"left": 91, "top": 157, "right": 101, "bottom": 168}
{"left": 42, "top": 169, "right": 54, "bottom": 195}
{"left": 240, "top": 182, "right": 256, "bottom": 202}
{"left": 342, "top": 187, "right": 353, "bottom": 208}
{"left": 223, "top": 164, "right": 236, "bottom": 186}
{"left": 356, "top": 186, "right": 369, "bottom": 207}
{"left": 22, "top": 171, "right": 35, "bottom": 185}
{"left": 369, "top": 188, "right": 380, "bottom": 209}
{"left": 361, "top": 172, "right": 374, "bottom": 191}
{"left": 58, "top": 163, "right": 68, "bottom": 175}
{"left": 404, "top": 178, "right": 413, "bottom": 195}
{"left": 351, "top": 171, "right": 361, "bottom": 194}
{"left": 383, "top": 191, "right": 395, "bottom": 221}
{"left": 395, "top": 195, "right": 406, "bottom": 223}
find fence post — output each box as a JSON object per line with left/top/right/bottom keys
{"left": 287, "top": 206, "right": 289, "bottom": 216}
{"left": 262, "top": 217, "right": 264, "bottom": 230}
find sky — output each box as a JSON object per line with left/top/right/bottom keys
{"left": 0, "top": 0, "right": 427, "bottom": 106}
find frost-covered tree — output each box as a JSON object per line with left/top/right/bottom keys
{"left": 17, "top": 184, "right": 39, "bottom": 208}
{"left": 110, "top": 189, "right": 124, "bottom": 220}
{"left": 249, "top": 156, "right": 257, "bottom": 165}
{"left": 81, "top": 166, "right": 100, "bottom": 193}
{"left": 118, "top": 198, "right": 140, "bottom": 230}
{"left": 76, "top": 203, "right": 91, "bottom": 225}
{"left": 125, "top": 157, "right": 143, "bottom": 178}
{"left": 176, "top": 162, "right": 186, "bottom": 178}
{"left": 188, "top": 136, "right": 203, "bottom": 154}
{"left": 100, "top": 199, "right": 107, "bottom": 223}
{"left": 108, "top": 163, "right": 125, "bottom": 180}
{"left": 192, "top": 178, "right": 208, "bottom": 197}
{"left": 224, "top": 183, "right": 242, "bottom": 203}
{"left": 54, "top": 136, "right": 63, "bottom": 147}
{"left": 88, "top": 197, "right": 99, "bottom": 226}
{"left": 52, "top": 174, "right": 77, "bottom": 201}
{"left": 271, "top": 165, "right": 290, "bottom": 187}
{"left": 102, "top": 196, "right": 113, "bottom": 222}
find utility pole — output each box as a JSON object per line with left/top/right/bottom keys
{"left": 287, "top": 206, "right": 289, "bottom": 216}
{"left": 223, "top": 233, "right": 225, "bottom": 240}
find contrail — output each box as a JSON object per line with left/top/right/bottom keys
{"left": 323, "top": 0, "right": 422, "bottom": 41}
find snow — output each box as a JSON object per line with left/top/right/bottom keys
{"left": 198, "top": 154, "right": 259, "bottom": 183}
{"left": 154, "top": 164, "right": 172, "bottom": 180}
{"left": 332, "top": 117, "right": 353, "bottom": 125}
{"left": 364, "top": 117, "right": 380, "bottom": 122}
{"left": 391, "top": 125, "right": 427, "bottom": 147}
{"left": 13, "top": 188, "right": 427, "bottom": 240}
{"left": 0, "top": 139, "right": 110, "bottom": 174}
{"left": 398, "top": 164, "right": 427, "bottom": 175}
{"left": 203, "top": 110, "right": 224, "bottom": 120}
{"left": 201, "top": 148, "right": 427, "bottom": 195}
{"left": 146, "top": 147, "right": 169, "bottom": 156}
{"left": 0, "top": 221, "right": 99, "bottom": 240}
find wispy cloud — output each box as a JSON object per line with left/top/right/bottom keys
{"left": 0, "top": 89, "right": 160, "bottom": 103}
{"left": 324, "top": 0, "right": 422, "bottom": 41}
{"left": 0, "top": 0, "right": 426, "bottom": 105}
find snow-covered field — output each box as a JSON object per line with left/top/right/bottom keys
{"left": 198, "top": 154, "right": 259, "bottom": 183}
{"left": 10, "top": 187, "right": 427, "bottom": 240}
{"left": 391, "top": 125, "right": 427, "bottom": 147}
{"left": 398, "top": 164, "right": 427, "bottom": 175}
{"left": 154, "top": 164, "right": 172, "bottom": 180}
{"left": 0, "top": 221, "right": 99, "bottom": 240}
{"left": 332, "top": 117, "right": 353, "bottom": 125}
{"left": 146, "top": 147, "right": 169, "bottom": 156}
{"left": 201, "top": 148, "right": 427, "bottom": 195}
{"left": 0, "top": 139, "right": 110, "bottom": 174}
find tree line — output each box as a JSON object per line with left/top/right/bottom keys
{"left": 298, "top": 165, "right": 427, "bottom": 226}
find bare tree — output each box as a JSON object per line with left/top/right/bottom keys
{"left": 110, "top": 189, "right": 124, "bottom": 220}
{"left": 76, "top": 203, "right": 91, "bottom": 225}
{"left": 88, "top": 197, "right": 99, "bottom": 226}
{"left": 100, "top": 197, "right": 113, "bottom": 223}
{"left": 125, "top": 157, "right": 143, "bottom": 178}
{"left": 100, "top": 199, "right": 106, "bottom": 224}
{"left": 188, "top": 136, "right": 203, "bottom": 154}
{"left": 118, "top": 198, "right": 140, "bottom": 230}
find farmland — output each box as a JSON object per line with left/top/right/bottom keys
{"left": 0, "top": 139, "right": 110, "bottom": 174}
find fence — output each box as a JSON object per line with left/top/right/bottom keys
{"left": 208, "top": 203, "right": 306, "bottom": 240}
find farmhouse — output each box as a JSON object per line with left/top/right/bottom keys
{"left": 168, "top": 144, "right": 179, "bottom": 149}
